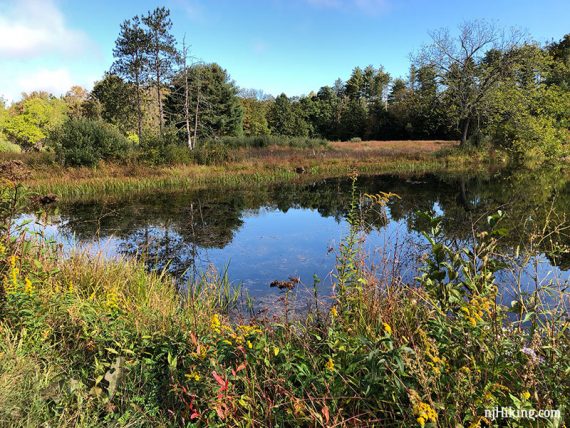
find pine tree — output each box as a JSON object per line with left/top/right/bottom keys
{"left": 142, "top": 7, "right": 177, "bottom": 136}
{"left": 112, "top": 16, "right": 150, "bottom": 142}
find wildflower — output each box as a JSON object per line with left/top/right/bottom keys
{"left": 521, "top": 391, "right": 531, "bottom": 401}
{"left": 416, "top": 416, "right": 426, "bottom": 427}
{"left": 185, "top": 372, "right": 201, "bottom": 382}
{"left": 10, "top": 256, "right": 19, "bottom": 288}
{"left": 106, "top": 288, "right": 120, "bottom": 310}
{"left": 383, "top": 322, "right": 392, "bottom": 335}
{"left": 468, "top": 317, "right": 477, "bottom": 327}
{"left": 67, "top": 280, "right": 74, "bottom": 294}
{"left": 24, "top": 277, "right": 33, "bottom": 294}
{"left": 211, "top": 314, "right": 221, "bottom": 333}
{"left": 325, "top": 357, "right": 335, "bottom": 372}
{"left": 247, "top": 340, "right": 253, "bottom": 349}
{"left": 273, "top": 347, "right": 280, "bottom": 356}
{"left": 330, "top": 306, "right": 338, "bottom": 318}
{"left": 412, "top": 401, "right": 437, "bottom": 425}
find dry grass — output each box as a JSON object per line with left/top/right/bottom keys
{"left": 330, "top": 140, "right": 459, "bottom": 155}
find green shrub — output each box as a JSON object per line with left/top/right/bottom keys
{"left": 349, "top": 137, "right": 362, "bottom": 142}
{"left": 205, "top": 135, "right": 328, "bottom": 148}
{"left": 192, "top": 143, "right": 238, "bottom": 165}
{"left": 137, "top": 128, "right": 194, "bottom": 165}
{"left": 51, "top": 118, "right": 131, "bottom": 167}
{"left": 0, "top": 139, "right": 22, "bottom": 153}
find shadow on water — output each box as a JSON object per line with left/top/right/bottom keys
{"left": 27, "top": 166, "right": 570, "bottom": 306}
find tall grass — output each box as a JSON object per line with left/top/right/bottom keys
{"left": 1, "top": 180, "right": 567, "bottom": 426}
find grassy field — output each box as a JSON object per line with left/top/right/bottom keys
{"left": 1, "top": 140, "right": 501, "bottom": 201}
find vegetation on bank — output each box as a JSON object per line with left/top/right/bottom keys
{"left": 1, "top": 140, "right": 501, "bottom": 201}
{"left": 0, "top": 9, "right": 568, "bottom": 167}
{"left": 1, "top": 178, "right": 568, "bottom": 427}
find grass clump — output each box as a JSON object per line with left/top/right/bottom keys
{"left": 0, "top": 179, "right": 568, "bottom": 427}
{"left": 0, "top": 140, "right": 22, "bottom": 154}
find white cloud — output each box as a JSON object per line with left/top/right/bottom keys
{"left": 306, "top": 0, "right": 390, "bottom": 15}
{"left": 16, "top": 68, "right": 75, "bottom": 97}
{"left": 0, "top": 0, "right": 90, "bottom": 59}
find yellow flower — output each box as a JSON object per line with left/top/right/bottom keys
{"left": 416, "top": 416, "right": 426, "bottom": 427}
{"left": 24, "top": 277, "right": 33, "bottom": 294}
{"left": 247, "top": 340, "right": 253, "bottom": 349}
{"left": 521, "top": 391, "right": 531, "bottom": 400}
{"left": 185, "top": 372, "right": 201, "bottom": 382}
{"left": 273, "top": 347, "right": 280, "bottom": 356}
{"left": 106, "top": 288, "right": 120, "bottom": 310}
{"left": 468, "top": 317, "right": 477, "bottom": 327}
{"left": 330, "top": 306, "right": 338, "bottom": 318}
{"left": 383, "top": 322, "right": 392, "bottom": 335}
{"left": 211, "top": 314, "right": 221, "bottom": 333}
{"left": 325, "top": 357, "right": 335, "bottom": 372}
{"left": 67, "top": 280, "right": 74, "bottom": 294}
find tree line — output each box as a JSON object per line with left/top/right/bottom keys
{"left": 0, "top": 8, "right": 568, "bottom": 165}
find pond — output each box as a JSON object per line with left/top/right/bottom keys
{"left": 23, "top": 168, "right": 570, "bottom": 308}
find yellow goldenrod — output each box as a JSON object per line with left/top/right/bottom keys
{"left": 185, "top": 372, "right": 201, "bottom": 382}
{"left": 325, "top": 357, "right": 335, "bottom": 372}
{"left": 24, "top": 277, "right": 33, "bottom": 294}
{"left": 211, "top": 314, "right": 221, "bottom": 333}
{"left": 330, "top": 305, "right": 338, "bottom": 318}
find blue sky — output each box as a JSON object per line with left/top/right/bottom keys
{"left": 1, "top": 0, "right": 569, "bottom": 102}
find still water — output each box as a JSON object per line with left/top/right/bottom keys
{"left": 24, "top": 169, "right": 570, "bottom": 305}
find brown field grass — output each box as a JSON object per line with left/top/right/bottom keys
{"left": 1, "top": 140, "right": 495, "bottom": 200}
{"left": 330, "top": 140, "right": 459, "bottom": 155}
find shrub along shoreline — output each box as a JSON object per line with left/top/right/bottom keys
{"left": 2, "top": 141, "right": 502, "bottom": 201}
{"left": 0, "top": 179, "right": 568, "bottom": 427}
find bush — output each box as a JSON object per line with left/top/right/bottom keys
{"left": 51, "top": 118, "right": 131, "bottom": 167}
{"left": 137, "top": 128, "right": 194, "bottom": 165}
{"left": 349, "top": 137, "right": 362, "bottom": 142}
{"left": 0, "top": 139, "right": 22, "bottom": 153}
{"left": 205, "top": 135, "right": 328, "bottom": 148}
{"left": 192, "top": 143, "right": 239, "bottom": 165}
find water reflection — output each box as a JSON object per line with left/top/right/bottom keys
{"left": 31, "top": 167, "right": 570, "bottom": 302}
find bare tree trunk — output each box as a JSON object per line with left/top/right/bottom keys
{"left": 154, "top": 45, "right": 164, "bottom": 136}
{"left": 184, "top": 70, "right": 192, "bottom": 149}
{"left": 193, "top": 91, "right": 200, "bottom": 149}
{"left": 135, "top": 74, "right": 142, "bottom": 143}
{"left": 181, "top": 39, "right": 192, "bottom": 150}
{"left": 461, "top": 118, "right": 470, "bottom": 146}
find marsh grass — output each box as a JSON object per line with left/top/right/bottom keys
{"left": 0, "top": 141, "right": 498, "bottom": 201}
{"left": 1, "top": 179, "right": 567, "bottom": 427}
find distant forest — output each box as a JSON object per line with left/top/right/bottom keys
{"left": 1, "top": 7, "right": 568, "bottom": 163}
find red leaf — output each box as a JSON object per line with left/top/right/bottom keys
{"left": 322, "top": 405, "right": 330, "bottom": 424}
{"left": 212, "top": 371, "right": 228, "bottom": 391}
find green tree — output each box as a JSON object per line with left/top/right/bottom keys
{"left": 267, "top": 94, "right": 309, "bottom": 137}
{"left": 485, "top": 44, "right": 570, "bottom": 161}
{"left": 63, "top": 86, "right": 89, "bottom": 119}
{"left": 4, "top": 93, "right": 68, "bottom": 150}
{"left": 415, "top": 20, "right": 526, "bottom": 145}
{"left": 240, "top": 97, "right": 271, "bottom": 136}
{"left": 166, "top": 63, "right": 243, "bottom": 142}
{"left": 142, "top": 7, "right": 177, "bottom": 135}
{"left": 112, "top": 15, "right": 150, "bottom": 142}
{"left": 88, "top": 73, "right": 137, "bottom": 133}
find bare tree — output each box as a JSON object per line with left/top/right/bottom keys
{"left": 415, "top": 20, "right": 526, "bottom": 145}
